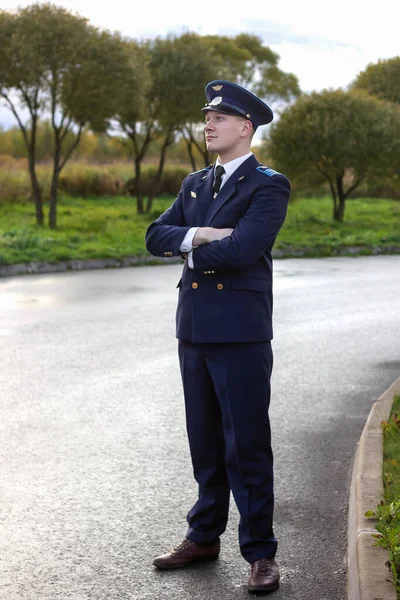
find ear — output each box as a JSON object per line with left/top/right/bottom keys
{"left": 240, "top": 119, "right": 253, "bottom": 138}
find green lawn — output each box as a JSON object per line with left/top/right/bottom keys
{"left": 0, "top": 194, "right": 399, "bottom": 265}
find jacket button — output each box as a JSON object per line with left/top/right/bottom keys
{"left": 217, "top": 283, "right": 223, "bottom": 290}
{"left": 192, "top": 282, "right": 198, "bottom": 289}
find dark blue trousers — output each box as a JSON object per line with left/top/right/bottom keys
{"left": 178, "top": 340, "right": 277, "bottom": 563}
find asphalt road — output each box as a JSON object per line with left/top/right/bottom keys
{"left": 1, "top": 256, "right": 399, "bottom": 600}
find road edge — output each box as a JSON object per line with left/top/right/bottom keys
{"left": 1, "top": 249, "right": 400, "bottom": 279}
{"left": 348, "top": 376, "right": 400, "bottom": 600}
{"left": 0, "top": 255, "right": 183, "bottom": 278}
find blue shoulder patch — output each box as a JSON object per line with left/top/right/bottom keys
{"left": 256, "top": 166, "right": 281, "bottom": 177}
{"left": 189, "top": 165, "right": 212, "bottom": 177}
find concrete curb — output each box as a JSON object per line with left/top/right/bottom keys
{"left": 1, "top": 247, "right": 400, "bottom": 279}
{"left": 0, "top": 255, "right": 182, "bottom": 278}
{"left": 348, "top": 377, "right": 400, "bottom": 600}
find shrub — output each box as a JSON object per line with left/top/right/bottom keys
{"left": 126, "top": 165, "right": 191, "bottom": 198}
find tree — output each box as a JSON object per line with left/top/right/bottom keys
{"left": 0, "top": 9, "right": 45, "bottom": 224}
{"left": 0, "top": 3, "right": 133, "bottom": 228}
{"left": 147, "top": 33, "right": 215, "bottom": 207}
{"left": 111, "top": 40, "right": 155, "bottom": 214}
{"left": 268, "top": 89, "right": 400, "bottom": 221}
{"left": 351, "top": 57, "right": 400, "bottom": 105}
{"left": 183, "top": 34, "right": 301, "bottom": 168}
{"left": 112, "top": 34, "right": 215, "bottom": 214}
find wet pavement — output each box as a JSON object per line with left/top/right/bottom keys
{"left": 1, "top": 255, "right": 399, "bottom": 600}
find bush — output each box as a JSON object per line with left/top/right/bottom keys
{"left": 59, "top": 168, "right": 125, "bottom": 197}
{"left": 126, "top": 165, "right": 191, "bottom": 198}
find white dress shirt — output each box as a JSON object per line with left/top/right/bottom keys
{"left": 180, "top": 152, "right": 253, "bottom": 268}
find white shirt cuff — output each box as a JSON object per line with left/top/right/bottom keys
{"left": 180, "top": 227, "right": 199, "bottom": 252}
{"left": 187, "top": 249, "right": 195, "bottom": 269}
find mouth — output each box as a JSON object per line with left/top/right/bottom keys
{"left": 206, "top": 136, "right": 216, "bottom": 142}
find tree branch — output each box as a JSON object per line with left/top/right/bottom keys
{"left": 344, "top": 174, "right": 364, "bottom": 199}
{"left": 315, "top": 166, "right": 337, "bottom": 205}
{"left": 59, "top": 125, "right": 83, "bottom": 172}
{"left": 0, "top": 90, "right": 30, "bottom": 148}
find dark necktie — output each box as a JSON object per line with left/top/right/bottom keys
{"left": 213, "top": 165, "right": 225, "bottom": 195}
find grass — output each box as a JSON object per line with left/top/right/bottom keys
{"left": 276, "top": 195, "right": 400, "bottom": 255}
{"left": 366, "top": 395, "right": 400, "bottom": 597}
{"left": 0, "top": 194, "right": 399, "bottom": 266}
{"left": 383, "top": 396, "right": 400, "bottom": 504}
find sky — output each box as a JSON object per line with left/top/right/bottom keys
{"left": 1, "top": 0, "right": 399, "bottom": 130}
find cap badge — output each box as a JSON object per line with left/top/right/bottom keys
{"left": 212, "top": 84, "right": 223, "bottom": 91}
{"left": 209, "top": 96, "right": 223, "bottom": 106}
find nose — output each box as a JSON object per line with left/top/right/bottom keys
{"left": 204, "top": 120, "right": 214, "bottom": 132}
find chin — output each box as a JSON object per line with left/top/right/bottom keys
{"left": 207, "top": 143, "right": 220, "bottom": 154}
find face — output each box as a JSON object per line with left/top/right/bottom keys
{"left": 204, "top": 111, "right": 252, "bottom": 160}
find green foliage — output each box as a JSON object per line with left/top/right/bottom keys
{"left": 268, "top": 89, "right": 400, "bottom": 220}
{"left": 382, "top": 396, "right": 400, "bottom": 504}
{"left": 352, "top": 57, "right": 400, "bottom": 105}
{"left": 366, "top": 395, "right": 400, "bottom": 597}
{"left": 1, "top": 3, "right": 301, "bottom": 220}
{"left": 269, "top": 89, "right": 400, "bottom": 184}
{"left": 0, "top": 2, "right": 140, "bottom": 226}
{"left": 369, "top": 501, "right": 400, "bottom": 594}
{"left": 201, "top": 33, "right": 301, "bottom": 108}
{"left": 149, "top": 34, "right": 215, "bottom": 128}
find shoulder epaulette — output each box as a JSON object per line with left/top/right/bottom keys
{"left": 189, "top": 165, "right": 213, "bottom": 177}
{"left": 256, "top": 166, "right": 281, "bottom": 177}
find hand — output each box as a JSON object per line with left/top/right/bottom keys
{"left": 193, "top": 227, "right": 234, "bottom": 246}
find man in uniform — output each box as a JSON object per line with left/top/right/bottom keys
{"left": 145, "top": 80, "right": 290, "bottom": 593}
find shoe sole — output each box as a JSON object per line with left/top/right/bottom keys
{"left": 248, "top": 582, "right": 280, "bottom": 593}
{"left": 153, "top": 554, "right": 219, "bottom": 570}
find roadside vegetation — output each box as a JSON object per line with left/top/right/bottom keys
{"left": 366, "top": 394, "right": 400, "bottom": 598}
{"left": 1, "top": 189, "right": 399, "bottom": 266}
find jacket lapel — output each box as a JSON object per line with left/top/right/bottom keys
{"left": 204, "top": 155, "right": 258, "bottom": 226}
{"left": 192, "top": 168, "right": 214, "bottom": 223}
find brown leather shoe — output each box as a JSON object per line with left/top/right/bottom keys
{"left": 248, "top": 558, "right": 280, "bottom": 593}
{"left": 153, "top": 538, "right": 220, "bottom": 570}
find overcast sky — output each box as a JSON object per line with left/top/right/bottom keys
{"left": 1, "top": 0, "right": 399, "bottom": 129}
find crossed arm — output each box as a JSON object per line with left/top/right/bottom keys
{"left": 145, "top": 175, "right": 290, "bottom": 269}
{"left": 193, "top": 227, "right": 234, "bottom": 246}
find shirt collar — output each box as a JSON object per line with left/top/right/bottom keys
{"left": 215, "top": 152, "right": 253, "bottom": 182}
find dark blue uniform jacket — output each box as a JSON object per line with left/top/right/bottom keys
{"left": 145, "top": 154, "right": 290, "bottom": 343}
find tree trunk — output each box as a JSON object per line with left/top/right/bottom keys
{"left": 137, "top": 192, "right": 144, "bottom": 214}
{"left": 186, "top": 139, "right": 197, "bottom": 171}
{"left": 182, "top": 124, "right": 210, "bottom": 168}
{"left": 157, "top": 126, "right": 174, "bottom": 179}
{"left": 0, "top": 93, "right": 44, "bottom": 224}
{"left": 49, "top": 139, "right": 61, "bottom": 229}
{"left": 333, "top": 175, "right": 346, "bottom": 222}
{"left": 181, "top": 128, "right": 197, "bottom": 171}
{"left": 144, "top": 127, "right": 175, "bottom": 215}
{"left": 28, "top": 153, "right": 44, "bottom": 226}
{"left": 145, "top": 195, "right": 153, "bottom": 214}
{"left": 134, "top": 156, "right": 144, "bottom": 214}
